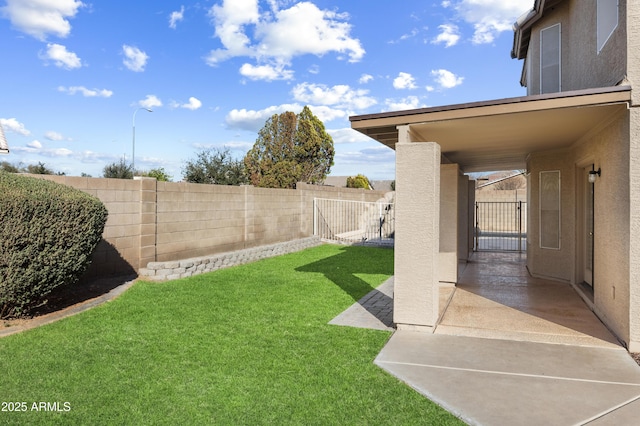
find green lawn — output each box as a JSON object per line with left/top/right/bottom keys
{"left": 0, "top": 244, "right": 462, "bottom": 425}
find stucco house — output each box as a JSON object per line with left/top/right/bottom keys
{"left": 350, "top": 0, "right": 640, "bottom": 352}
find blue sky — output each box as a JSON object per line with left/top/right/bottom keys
{"left": 0, "top": 0, "right": 533, "bottom": 180}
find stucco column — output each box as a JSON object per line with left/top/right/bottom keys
{"left": 440, "top": 164, "right": 460, "bottom": 283}
{"left": 394, "top": 127, "right": 440, "bottom": 330}
{"left": 629, "top": 106, "right": 640, "bottom": 352}
{"left": 628, "top": 1, "right": 640, "bottom": 352}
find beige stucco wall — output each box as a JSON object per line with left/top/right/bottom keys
{"left": 573, "top": 111, "right": 630, "bottom": 344}
{"left": 440, "top": 164, "right": 460, "bottom": 283}
{"left": 524, "top": 0, "right": 627, "bottom": 95}
{"left": 527, "top": 110, "right": 632, "bottom": 346}
{"left": 628, "top": 106, "right": 640, "bottom": 351}
{"left": 526, "top": 149, "right": 576, "bottom": 283}
{"left": 393, "top": 139, "right": 440, "bottom": 329}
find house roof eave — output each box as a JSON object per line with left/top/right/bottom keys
{"left": 511, "top": 0, "right": 566, "bottom": 59}
{"left": 349, "top": 86, "right": 631, "bottom": 173}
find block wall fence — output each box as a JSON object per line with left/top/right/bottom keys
{"left": 30, "top": 175, "right": 387, "bottom": 280}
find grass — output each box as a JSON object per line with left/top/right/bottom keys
{"left": 0, "top": 244, "right": 462, "bottom": 425}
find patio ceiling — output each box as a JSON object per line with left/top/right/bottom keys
{"left": 350, "top": 86, "right": 631, "bottom": 173}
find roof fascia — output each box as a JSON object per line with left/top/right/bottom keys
{"left": 350, "top": 86, "right": 631, "bottom": 128}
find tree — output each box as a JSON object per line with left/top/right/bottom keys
{"left": 26, "top": 162, "right": 59, "bottom": 175}
{"left": 0, "top": 161, "right": 20, "bottom": 173}
{"left": 346, "top": 174, "right": 372, "bottom": 189}
{"left": 182, "top": 147, "right": 248, "bottom": 185}
{"left": 139, "top": 167, "right": 172, "bottom": 182}
{"left": 244, "top": 106, "right": 334, "bottom": 189}
{"left": 103, "top": 158, "right": 134, "bottom": 179}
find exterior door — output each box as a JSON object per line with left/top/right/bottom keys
{"left": 584, "top": 166, "right": 594, "bottom": 287}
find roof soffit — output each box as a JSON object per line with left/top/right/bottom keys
{"left": 349, "top": 86, "right": 631, "bottom": 173}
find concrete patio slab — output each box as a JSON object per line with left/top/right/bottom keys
{"left": 330, "top": 251, "right": 640, "bottom": 424}
{"left": 376, "top": 331, "right": 640, "bottom": 426}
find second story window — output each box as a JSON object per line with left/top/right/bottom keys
{"left": 597, "top": 0, "right": 618, "bottom": 53}
{"left": 540, "top": 24, "right": 561, "bottom": 94}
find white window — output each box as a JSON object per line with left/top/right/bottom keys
{"left": 597, "top": 0, "right": 618, "bottom": 53}
{"left": 540, "top": 24, "right": 561, "bottom": 94}
{"left": 540, "top": 171, "right": 561, "bottom": 250}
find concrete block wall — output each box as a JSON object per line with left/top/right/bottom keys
{"left": 476, "top": 189, "right": 527, "bottom": 202}
{"left": 28, "top": 175, "right": 144, "bottom": 280}
{"left": 154, "top": 181, "right": 248, "bottom": 262}
{"left": 29, "top": 175, "right": 386, "bottom": 279}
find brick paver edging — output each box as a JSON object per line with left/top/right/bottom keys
{"left": 139, "top": 237, "right": 322, "bottom": 281}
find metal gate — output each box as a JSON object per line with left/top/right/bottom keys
{"left": 475, "top": 201, "right": 527, "bottom": 252}
{"left": 313, "top": 198, "right": 394, "bottom": 245}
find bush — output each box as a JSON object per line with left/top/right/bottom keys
{"left": 0, "top": 172, "right": 108, "bottom": 318}
{"left": 346, "top": 174, "right": 372, "bottom": 189}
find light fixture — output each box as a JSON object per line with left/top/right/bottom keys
{"left": 588, "top": 168, "right": 601, "bottom": 183}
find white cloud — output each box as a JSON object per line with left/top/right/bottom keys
{"left": 45, "top": 131, "right": 64, "bottom": 141}
{"left": 308, "top": 106, "right": 348, "bottom": 123}
{"left": 58, "top": 86, "right": 113, "bottom": 97}
{"left": 122, "top": 45, "right": 149, "bottom": 72}
{"left": 42, "top": 43, "right": 82, "bottom": 69}
{"left": 335, "top": 146, "right": 395, "bottom": 165}
{"left": 431, "top": 69, "right": 464, "bottom": 89}
{"left": 432, "top": 23, "right": 460, "bottom": 47}
{"left": 291, "top": 82, "right": 377, "bottom": 110}
{"left": 385, "top": 96, "right": 424, "bottom": 111}
{"left": 169, "top": 5, "right": 185, "bottom": 29}
{"left": 225, "top": 103, "right": 346, "bottom": 132}
{"left": 239, "top": 63, "right": 294, "bottom": 81}
{"left": 1, "top": 0, "right": 84, "bottom": 40}
{"left": 444, "top": 0, "right": 532, "bottom": 44}
{"left": 0, "top": 118, "right": 30, "bottom": 135}
{"left": 206, "top": 0, "right": 364, "bottom": 77}
{"left": 42, "top": 147, "right": 73, "bottom": 157}
{"left": 138, "top": 95, "right": 162, "bottom": 109}
{"left": 329, "top": 128, "right": 374, "bottom": 144}
{"left": 173, "top": 97, "right": 202, "bottom": 110}
{"left": 393, "top": 72, "right": 417, "bottom": 90}
{"left": 27, "top": 140, "right": 42, "bottom": 149}
{"left": 359, "top": 74, "right": 373, "bottom": 84}
{"left": 388, "top": 28, "right": 420, "bottom": 44}
{"left": 225, "top": 103, "right": 303, "bottom": 132}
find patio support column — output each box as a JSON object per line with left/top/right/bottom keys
{"left": 440, "top": 164, "right": 460, "bottom": 283}
{"left": 394, "top": 125, "right": 440, "bottom": 330}
{"left": 628, "top": 0, "right": 640, "bottom": 352}
{"left": 629, "top": 106, "right": 640, "bottom": 352}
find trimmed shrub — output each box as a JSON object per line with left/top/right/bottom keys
{"left": 0, "top": 172, "right": 108, "bottom": 318}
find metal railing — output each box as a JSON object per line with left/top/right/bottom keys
{"left": 475, "top": 201, "right": 527, "bottom": 252}
{"left": 313, "top": 198, "right": 394, "bottom": 245}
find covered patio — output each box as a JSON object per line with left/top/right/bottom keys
{"left": 350, "top": 86, "right": 634, "bottom": 344}
{"left": 330, "top": 249, "right": 640, "bottom": 425}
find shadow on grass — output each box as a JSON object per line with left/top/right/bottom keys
{"left": 29, "top": 239, "right": 137, "bottom": 317}
{"left": 296, "top": 245, "right": 394, "bottom": 325}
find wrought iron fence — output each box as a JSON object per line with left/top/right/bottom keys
{"left": 313, "top": 198, "right": 394, "bottom": 245}
{"left": 475, "top": 201, "right": 527, "bottom": 252}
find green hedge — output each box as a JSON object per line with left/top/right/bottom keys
{"left": 0, "top": 172, "right": 108, "bottom": 318}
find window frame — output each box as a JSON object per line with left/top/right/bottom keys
{"left": 540, "top": 23, "right": 561, "bottom": 94}
{"left": 539, "top": 170, "right": 562, "bottom": 250}
{"left": 597, "top": 0, "right": 618, "bottom": 54}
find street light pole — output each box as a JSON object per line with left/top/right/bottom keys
{"left": 132, "top": 107, "right": 152, "bottom": 172}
